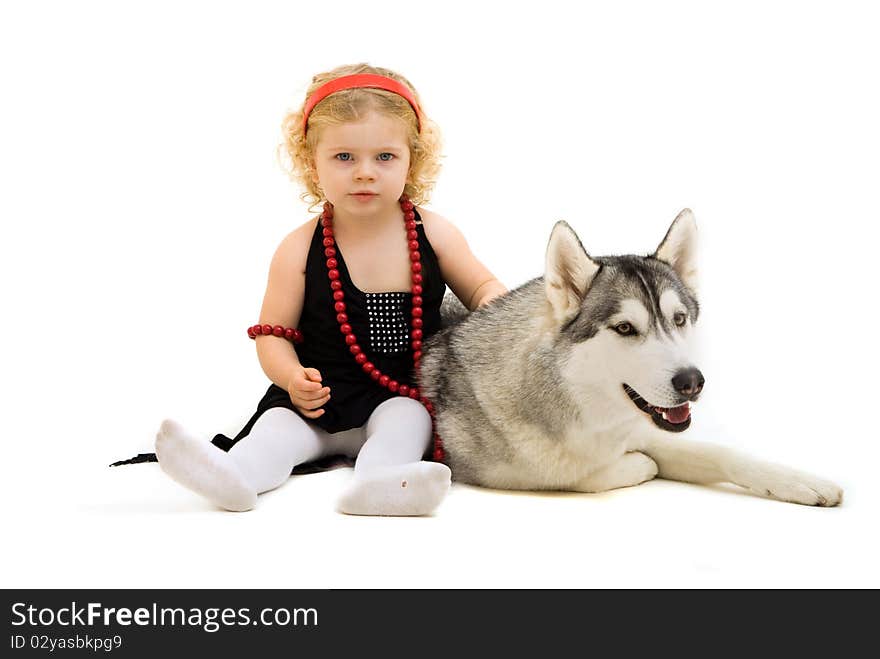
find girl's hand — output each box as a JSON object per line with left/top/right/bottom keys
{"left": 287, "top": 367, "right": 331, "bottom": 419}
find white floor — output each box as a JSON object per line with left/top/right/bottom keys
{"left": 6, "top": 423, "right": 874, "bottom": 590}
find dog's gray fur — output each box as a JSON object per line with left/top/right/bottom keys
{"left": 420, "top": 210, "right": 842, "bottom": 506}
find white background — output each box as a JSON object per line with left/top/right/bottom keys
{"left": 2, "top": 0, "right": 878, "bottom": 588}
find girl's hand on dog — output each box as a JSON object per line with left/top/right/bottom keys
{"left": 287, "top": 367, "right": 330, "bottom": 418}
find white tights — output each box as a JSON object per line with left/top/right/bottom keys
{"left": 154, "top": 397, "right": 451, "bottom": 515}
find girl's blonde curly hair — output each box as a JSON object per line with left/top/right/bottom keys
{"left": 279, "top": 64, "right": 443, "bottom": 211}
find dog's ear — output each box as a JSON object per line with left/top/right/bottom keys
{"left": 654, "top": 208, "right": 698, "bottom": 292}
{"left": 545, "top": 221, "right": 600, "bottom": 325}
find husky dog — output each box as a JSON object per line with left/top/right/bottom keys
{"left": 419, "top": 210, "right": 842, "bottom": 506}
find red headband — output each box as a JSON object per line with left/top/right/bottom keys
{"left": 302, "top": 73, "right": 423, "bottom": 134}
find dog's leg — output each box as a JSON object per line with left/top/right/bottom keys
{"left": 572, "top": 452, "right": 659, "bottom": 493}
{"left": 640, "top": 436, "right": 843, "bottom": 506}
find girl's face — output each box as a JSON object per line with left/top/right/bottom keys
{"left": 312, "top": 111, "right": 412, "bottom": 217}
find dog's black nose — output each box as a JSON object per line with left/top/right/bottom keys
{"left": 672, "top": 368, "right": 704, "bottom": 399}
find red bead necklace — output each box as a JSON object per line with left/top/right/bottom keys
{"left": 322, "top": 196, "right": 425, "bottom": 398}
{"left": 248, "top": 194, "right": 444, "bottom": 462}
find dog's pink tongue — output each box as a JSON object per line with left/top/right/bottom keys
{"left": 666, "top": 403, "right": 690, "bottom": 424}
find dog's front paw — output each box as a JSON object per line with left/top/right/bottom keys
{"left": 750, "top": 469, "right": 843, "bottom": 507}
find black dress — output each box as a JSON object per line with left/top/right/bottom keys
{"left": 211, "top": 209, "right": 446, "bottom": 451}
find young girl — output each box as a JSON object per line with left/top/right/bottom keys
{"left": 154, "top": 63, "right": 507, "bottom": 515}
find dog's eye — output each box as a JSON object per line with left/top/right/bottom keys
{"left": 613, "top": 322, "right": 636, "bottom": 336}
{"left": 674, "top": 312, "right": 687, "bottom": 326}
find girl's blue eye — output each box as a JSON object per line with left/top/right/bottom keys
{"left": 335, "top": 153, "right": 352, "bottom": 161}
{"left": 378, "top": 153, "right": 394, "bottom": 161}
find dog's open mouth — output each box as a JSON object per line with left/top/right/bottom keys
{"left": 623, "top": 384, "right": 692, "bottom": 432}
